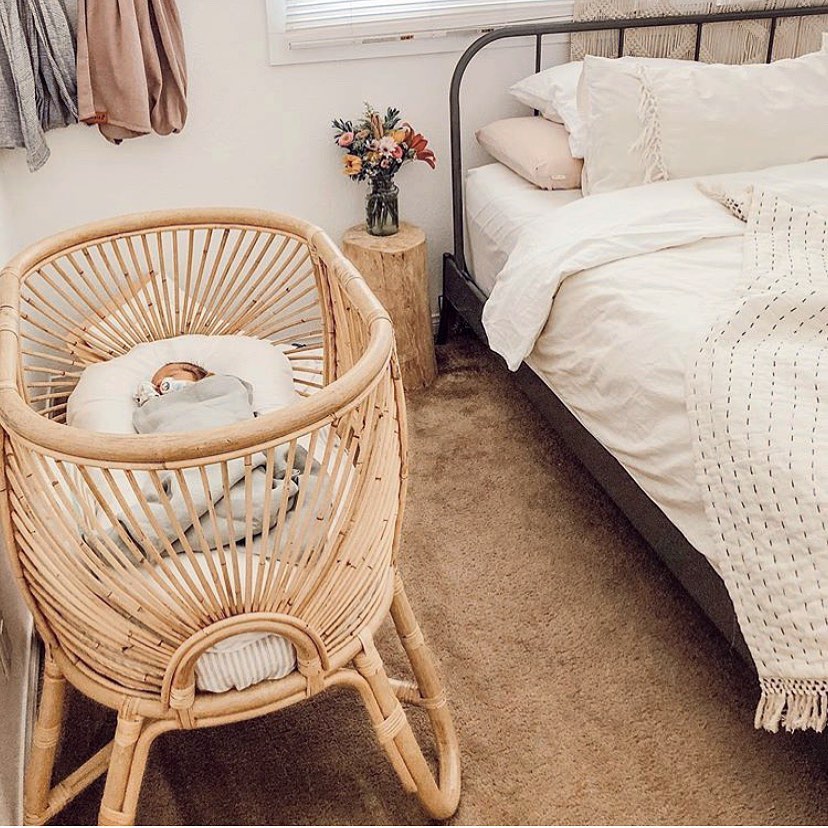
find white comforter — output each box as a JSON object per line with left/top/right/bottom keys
{"left": 482, "top": 160, "right": 828, "bottom": 730}
{"left": 484, "top": 160, "right": 828, "bottom": 371}
{"left": 483, "top": 161, "right": 828, "bottom": 561}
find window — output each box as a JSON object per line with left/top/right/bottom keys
{"left": 267, "top": 0, "right": 574, "bottom": 65}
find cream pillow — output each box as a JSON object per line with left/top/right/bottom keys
{"left": 509, "top": 61, "right": 585, "bottom": 157}
{"left": 580, "top": 49, "right": 828, "bottom": 195}
{"left": 476, "top": 117, "right": 583, "bottom": 190}
{"left": 510, "top": 57, "right": 691, "bottom": 160}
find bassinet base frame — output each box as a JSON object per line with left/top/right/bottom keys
{"left": 21, "top": 572, "right": 460, "bottom": 826}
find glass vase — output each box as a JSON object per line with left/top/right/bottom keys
{"left": 365, "top": 178, "right": 399, "bottom": 237}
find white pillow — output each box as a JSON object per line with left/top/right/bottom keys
{"left": 580, "top": 49, "right": 828, "bottom": 196}
{"left": 510, "top": 61, "right": 585, "bottom": 157}
{"left": 509, "top": 57, "right": 690, "bottom": 160}
{"left": 67, "top": 334, "right": 297, "bottom": 434}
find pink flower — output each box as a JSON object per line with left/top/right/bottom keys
{"left": 392, "top": 144, "right": 403, "bottom": 160}
{"left": 337, "top": 131, "right": 355, "bottom": 148}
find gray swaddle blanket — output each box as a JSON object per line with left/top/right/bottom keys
{"left": 109, "top": 375, "right": 316, "bottom": 556}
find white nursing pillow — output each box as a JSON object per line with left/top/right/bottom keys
{"left": 67, "top": 334, "right": 298, "bottom": 433}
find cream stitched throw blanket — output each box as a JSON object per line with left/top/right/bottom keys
{"left": 688, "top": 188, "right": 828, "bottom": 733}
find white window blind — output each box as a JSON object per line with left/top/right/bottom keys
{"left": 268, "top": 0, "right": 573, "bottom": 63}
{"left": 287, "top": 1, "right": 566, "bottom": 36}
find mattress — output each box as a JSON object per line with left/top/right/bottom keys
{"left": 464, "top": 162, "right": 714, "bottom": 558}
{"left": 465, "top": 163, "right": 582, "bottom": 295}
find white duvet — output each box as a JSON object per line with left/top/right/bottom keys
{"left": 484, "top": 160, "right": 828, "bottom": 563}
{"left": 484, "top": 160, "right": 828, "bottom": 371}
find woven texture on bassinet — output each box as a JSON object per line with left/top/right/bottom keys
{"left": 570, "top": 0, "right": 828, "bottom": 62}
{"left": 0, "top": 210, "right": 463, "bottom": 828}
{"left": 0, "top": 210, "right": 403, "bottom": 698}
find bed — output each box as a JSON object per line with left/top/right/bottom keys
{"left": 441, "top": 3, "right": 828, "bottom": 700}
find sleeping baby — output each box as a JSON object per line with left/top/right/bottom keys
{"left": 112, "top": 359, "right": 319, "bottom": 557}
{"left": 134, "top": 361, "right": 213, "bottom": 407}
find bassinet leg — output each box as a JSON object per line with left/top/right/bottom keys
{"left": 354, "top": 576, "right": 461, "bottom": 821}
{"left": 24, "top": 655, "right": 67, "bottom": 825}
{"left": 98, "top": 708, "right": 146, "bottom": 827}
{"left": 116, "top": 720, "right": 168, "bottom": 826}
{"left": 389, "top": 574, "right": 461, "bottom": 811}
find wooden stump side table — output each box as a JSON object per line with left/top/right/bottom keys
{"left": 342, "top": 222, "right": 437, "bottom": 391}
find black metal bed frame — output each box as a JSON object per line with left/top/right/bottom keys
{"left": 440, "top": 3, "right": 828, "bottom": 665}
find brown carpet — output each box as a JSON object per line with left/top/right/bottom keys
{"left": 52, "top": 333, "right": 828, "bottom": 825}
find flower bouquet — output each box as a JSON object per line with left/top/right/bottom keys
{"left": 333, "top": 104, "right": 436, "bottom": 237}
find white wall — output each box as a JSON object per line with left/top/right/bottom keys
{"left": 0, "top": 0, "right": 567, "bottom": 312}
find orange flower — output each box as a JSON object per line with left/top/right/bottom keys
{"left": 342, "top": 154, "right": 362, "bottom": 176}
{"left": 370, "top": 112, "right": 384, "bottom": 140}
{"left": 403, "top": 125, "right": 436, "bottom": 169}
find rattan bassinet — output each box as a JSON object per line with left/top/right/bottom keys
{"left": 0, "top": 209, "right": 460, "bottom": 825}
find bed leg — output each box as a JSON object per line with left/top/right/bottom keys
{"left": 436, "top": 296, "right": 458, "bottom": 345}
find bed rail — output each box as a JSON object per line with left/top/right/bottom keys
{"left": 448, "top": 3, "right": 828, "bottom": 275}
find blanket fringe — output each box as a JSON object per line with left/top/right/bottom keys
{"left": 755, "top": 678, "right": 828, "bottom": 733}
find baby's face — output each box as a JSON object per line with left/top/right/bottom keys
{"left": 151, "top": 363, "right": 203, "bottom": 390}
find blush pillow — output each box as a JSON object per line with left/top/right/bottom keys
{"left": 476, "top": 117, "right": 583, "bottom": 190}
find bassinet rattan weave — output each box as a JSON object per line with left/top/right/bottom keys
{"left": 0, "top": 209, "right": 460, "bottom": 825}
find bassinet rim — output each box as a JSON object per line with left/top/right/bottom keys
{"left": 0, "top": 207, "right": 395, "bottom": 466}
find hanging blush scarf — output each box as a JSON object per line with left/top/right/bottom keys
{"left": 76, "top": 0, "right": 187, "bottom": 143}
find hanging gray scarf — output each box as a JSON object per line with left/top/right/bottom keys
{"left": 0, "top": 0, "right": 77, "bottom": 171}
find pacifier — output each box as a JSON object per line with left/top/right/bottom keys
{"left": 158, "top": 378, "right": 195, "bottom": 395}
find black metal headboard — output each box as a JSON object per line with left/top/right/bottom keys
{"left": 448, "top": 4, "right": 828, "bottom": 275}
